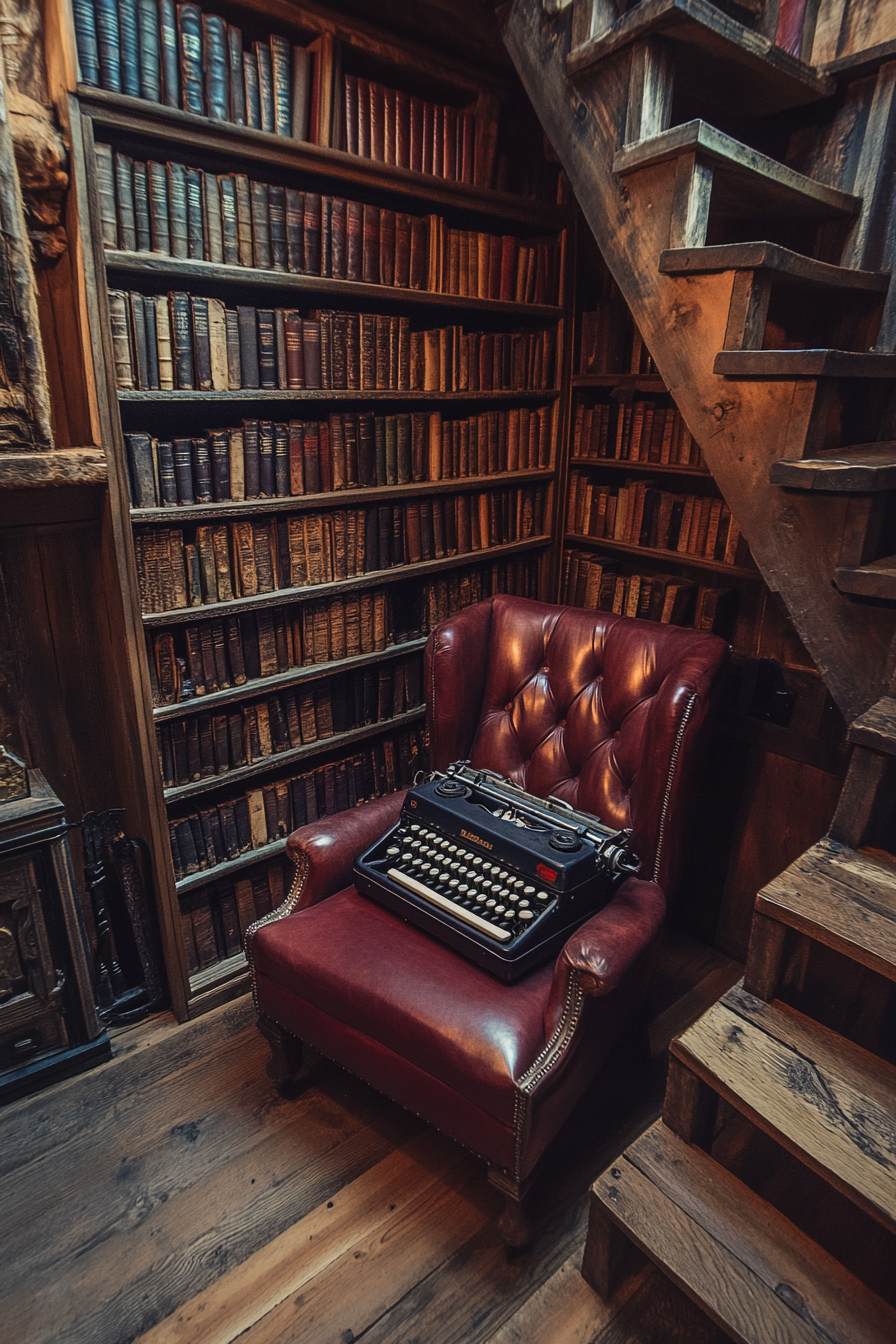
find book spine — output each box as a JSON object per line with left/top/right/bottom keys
{"left": 177, "top": 3, "right": 204, "bottom": 115}
{"left": 292, "top": 46, "right": 312, "bottom": 141}
{"left": 202, "top": 14, "right": 230, "bottom": 120}
{"left": 225, "top": 308, "right": 241, "bottom": 387}
{"left": 133, "top": 161, "right": 152, "bottom": 250}
{"left": 118, "top": 0, "right": 141, "bottom": 98}
{"left": 270, "top": 34, "right": 292, "bottom": 135}
{"left": 170, "top": 291, "right": 195, "bottom": 388}
{"left": 186, "top": 167, "right": 204, "bottom": 259}
{"left": 269, "top": 186, "right": 287, "bottom": 271}
{"left": 257, "top": 309, "right": 276, "bottom": 389}
{"left": 219, "top": 176, "right": 239, "bottom": 265}
{"left": 95, "top": 0, "right": 122, "bottom": 92}
{"left": 73, "top": 0, "right": 101, "bottom": 87}
{"left": 147, "top": 160, "right": 170, "bottom": 253}
{"left": 155, "top": 296, "right": 174, "bottom": 388}
{"left": 94, "top": 144, "right": 118, "bottom": 247}
{"left": 254, "top": 42, "right": 275, "bottom": 133}
{"left": 238, "top": 307, "right": 259, "bottom": 387}
{"left": 227, "top": 25, "right": 245, "bottom": 124}
{"left": 243, "top": 51, "right": 261, "bottom": 128}
{"left": 167, "top": 161, "right": 188, "bottom": 258}
{"left": 158, "top": 0, "right": 180, "bottom": 107}
{"left": 114, "top": 152, "right": 137, "bottom": 251}
{"left": 136, "top": 0, "right": 162, "bottom": 100}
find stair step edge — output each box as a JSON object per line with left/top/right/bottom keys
{"left": 715, "top": 349, "right": 896, "bottom": 378}
{"left": 591, "top": 1120, "right": 896, "bottom": 1344}
{"left": 848, "top": 694, "right": 896, "bottom": 753}
{"left": 770, "top": 450, "right": 896, "bottom": 491}
{"left": 834, "top": 559, "right": 896, "bottom": 599}
{"left": 756, "top": 836, "right": 896, "bottom": 981}
{"left": 670, "top": 983, "right": 896, "bottom": 1233}
{"left": 614, "top": 121, "right": 861, "bottom": 218}
{"left": 660, "top": 243, "right": 889, "bottom": 291}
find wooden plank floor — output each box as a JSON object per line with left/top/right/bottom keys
{"left": 1, "top": 932, "right": 739, "bottom": 1344}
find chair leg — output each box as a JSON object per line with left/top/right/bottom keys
{"left": 487, "top": 1165, "right": 535, "bottom": 1250}
{"left": 257, "top": 1014, "right": 324, "bottom": 1095}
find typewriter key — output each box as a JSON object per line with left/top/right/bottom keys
{"left": 519, "top": 910, "right": 534, "bottom": 921}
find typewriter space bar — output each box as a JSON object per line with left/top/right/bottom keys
{"left": 386, "top": 869, "right": 512, "bottom": 941}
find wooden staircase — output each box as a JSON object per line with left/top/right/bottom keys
{"left": 501, "top": 0, "right": 896, "bottom": 1336}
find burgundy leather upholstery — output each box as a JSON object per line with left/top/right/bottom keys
{"left": 249, "top": 596, "right": 728, "bottom": 1187}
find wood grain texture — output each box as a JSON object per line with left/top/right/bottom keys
{"left": 847, "top": 694, "right": 896, "bottom": 752}
{"left": 0, "top": 447, "right": 106, "bottom": 487}
{"left": 672, "top": 984, "right": 896, "bottom": 1231}
{"left": 659, "top": 243, "right": 889, "bottom": 290}
{"left": 769, "top": 445, "right": 896, "bottom": 492}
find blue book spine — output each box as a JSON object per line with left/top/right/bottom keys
{"left": 72, "top": 0, "right": 101, "bottom": 86}
{"left": 158, "top": 0, "right": 180, "bottom": 107}
{"left": 137, "top": 0, "right": 161, "bottom": 101}
{"left": 94, "top": 0, "right": 122, "bottom": 93}
{"left": 177, "top": 3, "right": 204, "bottom": 115}
{"left": 117, "top": 0, "right": 141, "bottom": 97}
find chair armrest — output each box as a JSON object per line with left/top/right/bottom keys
{"left": 285, "top": 789, "right": 407, "bottom": 911}
{"left": 544, "top": 878, "right": 666, "bottom": 1034}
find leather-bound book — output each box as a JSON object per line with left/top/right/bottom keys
{"left": 114, "top": 153, "right": 137, "bottom": 251}
{"left": 396, "top": 414, "right": 412, "bottom": 483}
{"left": 372, "top": 415, "right": 385, "bottom": 486}
{"left": 225, "top": 617, "right": 246, "bottom": 684}
{"left": 302, "top": 319, "right": 321, "bottom": 389}
{"left": 128, "top": 292, "right": 150, "bottom": 388}
{"left": 303, "top": 193, "right": 321, "bottom": 275}
{"left": 319, "top": 310, "right": 333, "bottom": 389}
{"left": 274, "top": 309, "right": 287, "bottom": 387}
{"left": 143, "top": 295, "right": 160, "bottom": 388}
{"left": 177, "top": 4, "right": 204, "bottom": 113}
{"left": 95, "top": 144, "right": 118, "bottom": 247}
{"left": 212, "top": 525, "right": 234, "bottom": 600}
{"left": 392, "top": 213, "right": 410, "bottom": 288}
{"left": 395, "top": 90, "right": 410, "bottom": 169}
{"left": 94, "top": 0, "right": 122, "bottom": 91}
{"left": 355, "top": 413, "right": 374, "bottom": 487}
{"left": 500, "top": 235, "right": 520, "bottom": 302}
{"left": 328, "top": 413, "right": 346, "bottom": 490}
{"left": 292, "top": 45, "right": 312, "bottom": 141}
{"left": 243, "top": 50, "right": 261, "bottom": 129}
{"left": 287, "top": 421, "right": 304, "bottom": 495}
{"left": 343, "top": 75, "right": 358, "bottom": 154}
{"left": 274, "top": 424, "right": 290, "bottom": 496}
{"left": 255, "top": 520, "right": 279, "bottom": 592}
{"left": 302, "top": 421, "right": 321, "bottom": 494}
{"left": 432, "top": 103, "right": 444, "bottom": 179}
{"left": 330, "top": 313, "right": 346, "bottom": 389}
{"left": 242, "top": 419, "right": 260, "bottom": 496}
{"left": 382, "top": 85, "right": 396, "bottom": 166}
{"left": 377, "top": 505, "right": 392, "bottom": 568}
{"left": 227, "top": 25, "right": 245, "bottom": 123}
{"left": 378, "top": 209, "right": 396, "bottom": 287}
{"left": 200, "top": 170, "right": 221, "bottom": 262}
{"left": 320, "top": 195, "right": 331, "bottom": 278}
{"left": 361, "top": 205, "right": 379, "bottom": 285}
{"left": 73, "top": 0, "right": 101, "bottom": 87}
{"left": 253, "top": 41, "right": 275, "bottom": 133}
{"left": 269, "top": 187, "right": 287, "bottom": 271}
{"left": 167, "top": 161, "right": 188, "bottom": 258}
{"left": 408, "top": 217, "right": 426, "bottom": 291}
{"left": 233, "top": 796, "right": 252, "bottom": 852}
{"left": 233, "top": 175, "right": 253, "bottom": 265}
{"left": 381, "top": 414, "right": 396, "bottom": 484}
{"left": 343, "top": 199, "right": 362, "bottom": 281}
{"left": 118, "top": 0, "right": 141, "bottom": 97}
{"left": 237, "top": 306, "right": 259, "bottom": 387}
{"left": 218, "top": 176, "right": 238, "bottom": 264}
{"left": 224, "top": 308, "right": 241, "bottom": 387}
{"left": 191, "top": 438, "right": 212, "bottom": 503}
{"left": 190, "top": 296, "right": 212, "bottom": 390}
{"left": 184, "top": 167, "right": 203, "bottom": 258}
{"left": 147, "top": 161, "right": 170, "bottom": 252}
{"left": 341, "top": 413, "right": 357, "bottom": 487}
{"left": 208, "top": 430, "right": 230, "bottom": 501}
{"left": 172, "top": 438, "right": 193, "bottom": 503}
{"left": 250, "top": 181, "right": 272, "bottom": 269}
{"left": 227, "top": 426, "right": 245, "bottom": 501}
{"left": 443, "top": 105, "right": 458, "bottom": 181}
{"left": 405, "top": 501, "right": 422, "bottom": 563}
{"left": 157, "top": 440, "right": 177, "bottom": 504}
{"left": 203, "top": 14, "right": 229, "bottom": 118}
{"left": 308, "top": 31, "right": 335, "bottom": 148}
{"left": 284, "top": 311, "right": 304, "bottom": 388}
{"left": 444, "top": 494, "right": 458, "bottom": 554}
{"left": 130, "top": 160, "right": 151, "bottom": 252}
{"left": 124, "top": 433, "right": 158, "bottom": 508}
{"left": 258, "top": 421, "right": 275, "bottom": 495}
{"left": 369, "top": 81, "right": 385, "bottom": 161}
{"left": 405, "top": 95, "right": 422, "bottom": 172}
{"left": 285, "top": 189, "right": 304, "bottom": 272}
{"left": 137, "top": 0, "right": 162, "bottom": 100}
{"left": 270, "top": 34, "right": 292, "bottom": 135}
{"left": 460, "top": 111, "right": 475, "bottom": 185}
{"left": 152, "top": 0, "right": 179, "bottom": 106}
{"left": 231, "top": 521, "right": 256, "bottom": 596}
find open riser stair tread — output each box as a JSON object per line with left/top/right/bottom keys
{"left": 753, "top": 837, "right": 896, "bottom": 981}
{"left": 770, "top": 446, "right": 896, "bottom": 491}
{"left": 847, "top": 695, "right": 896, "bottom": 753}
{"left": 669, "top": 983, "right": 896, "bottom": 1232}
{"left": 714, "top": 348, "right": 896, "bottom": 376}
{"left": 613, "top": 121, "right": 861, "bottom": 219}
{"left": 835, "top": 555, "right": 896, "bottom": 600}
{"left": 660, "top": 243, "right": 889, "bottom": 292}
{"left": 589, "top": 1119, "right": 896, "bottom": 1344}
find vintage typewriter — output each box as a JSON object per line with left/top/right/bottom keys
{"left": 354, "top": 761, "right": 639, "bottom": 981}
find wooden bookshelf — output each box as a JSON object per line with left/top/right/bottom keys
{"left": 61, "top": 0, "right": 571, "bottom": 1018}
{"left": 565, "top": 533, "right": 761, "bottom": 580}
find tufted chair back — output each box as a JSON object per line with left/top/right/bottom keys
{"left": 425, "top": 594, "right": 729, "bottom": 901}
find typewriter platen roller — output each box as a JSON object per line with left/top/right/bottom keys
{"left": 353, "top": 762, "right": 639, "bottom": 981}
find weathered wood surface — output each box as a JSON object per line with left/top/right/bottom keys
{"left": 847, "top": 694, "right": 896, "bottom": 752}
{"left": 2, "top": 935, "right": 732, "bottom": 1344}
{"left": 835, "top": 555, "right": 896, "bottom": 600}
{"left": 0, "top": 445, "right": 105, "bottom": 487}
{"left": 714, "top": 349, "right": 896, "bottom": 377}
{"left": 502, "top": 0, "right": 896, "bottom": 721}
{"left": 769, "top": 445, "right": 896, "bottom": 491}
{"left": 566, "top": 0, "right": 833, "bottom": 112}
{"left": 589, "top": 1120, "right": 896, "bottom": 1344}
{"left": 671, "top": 983, "right": 896, "bottom": 1231}
{"left": 659, "top": 242, "right": 889, "bottom": 290}
{"left": 754, "top": 836, "right": 896, "bottom": 980}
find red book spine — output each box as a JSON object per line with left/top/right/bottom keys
{"left": 442, "top": 106, "right": 457, "bottom": 181}
{"left": 370, "top": 81, "right": 385, "bottom": 161}
{"left": 362, "top": 204, "right": 380, "bottom": 285}
{"left": 346, "top": 200, "right": 363, "bottom": 281}
{"left": 357, "top": 77, "right": 370, "bottom": 157}
{"left": 432, "top": 104, "right": 443, "bottom": 178}
{"left": 396, "top": 89, "right": 410, "bottom": 169}
{"left": 422, "top": 101, "right": 434, "bottom": 175}
{"left": 343, "top": 74, "right": 358, "bottom": 155}
{"left": 383, "top": 85, "right": 396, "bottom": 166}
{"left": 285, "top": 311, "right": 304, "bottom": 388}
{"left": 500, "top": 236, "right": 519, "bottom": 303}
{"left": 460, "top": 111, "right": 475, "bottom": 184}
{"left": 409, "top": 95, "right": 424, "bottom": 173}
{"left": 318, "top": 421, "right": 332, "bottom": 493}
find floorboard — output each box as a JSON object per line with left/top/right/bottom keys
{"left": 1, "top": 932, "right": 740, "bottom": 1344}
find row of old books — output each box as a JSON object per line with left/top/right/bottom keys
{"left": 150, "top": 587, "right": 395, "bottom": 705}
{"left": 169, "top": 723, "right": 426, "bottom": 882}
{"left": 342, "top": 74, "right": 484, "bottom": 185}
{"left": 578, "top": 306, "right": 656, "bottom": 377}
{"left": 109, "top": 291, "right": 557, "bottom": 393}
{"left": 180, "top": 862, "right": 288, "bottom": 973}
{"left": 134, "top": 485, "right": 547, "bottom": 613}
{"left": 124, "top": 406, "right": 552, "bottom": 508}
{"left": 573, "top": 400, "right": 706, "bottom": 469}
{"left": 96, "top": 144, "right": 556, "bottom": 302}
{"left": 563, "top": 552, "right": 738, "bottom": 635}
{"left": 75, "top": 0, "right": 320, "bottom": 138}
{"left": 157, "top": 657, "right": 422, "bottom": 789}
{"left": 566, "top": 472, "right": 749, "bottom": 568}
{"left": 147, "top": 556, "right": 540, "bottom": 706}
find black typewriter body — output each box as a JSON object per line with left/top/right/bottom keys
{"left": 354, "top": 763, "right": 638, "bottom": 981}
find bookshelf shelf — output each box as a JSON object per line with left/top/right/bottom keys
{"left": 572, "top": 374, "right": 667, "bottom": 390}
{"left": 569, "top": 457, "right": 710, "bottom": 478}
{"left": 153, "top": 636, "right": 428, "bottom": 720}
{"left": 118, "top": 388, "right": 559, "bottom": 404}
{"left": 140, "top": 535, "right": 552, "bottom": 626}
{"left": 104, "top": 252, "right": 564, "bottom": 322}
{"left": 132, "top": 470, "right": 553, "bottom": 523}
{"left": 565, "top": 532, "right": 761, "bottom": 579}
{"left": 163, "top": 704, "right": 425, "bottom": 802}
{"left": 78, "top": 89, "right": 569, "bottom": 230}
{"left": 176, "top": 839, "right": 288, "bottom": 895}
{"left": 189, "top": 951, "right": 248, "bottom": 997}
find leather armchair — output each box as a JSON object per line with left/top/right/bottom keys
{"left": 247, "top": 595, "right": 728, "bottom": 1244}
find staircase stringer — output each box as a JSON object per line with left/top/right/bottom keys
{"left": 502, "top": 0, "right": 896, "bottom": 723}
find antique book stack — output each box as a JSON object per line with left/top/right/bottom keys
{"left": 68, "top": 0, "right": 567, "bottom": 1015}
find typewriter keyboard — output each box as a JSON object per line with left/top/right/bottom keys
{"left": 383, "top": 821, "right": 553, "bottom": 944}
